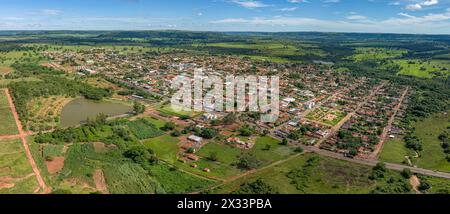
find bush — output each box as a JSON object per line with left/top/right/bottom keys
{"left": 294, "top": 147, "right": 304, "bottom": 153}
{"left": 161, "top": 122, "right": 176, "bottom": 131}
{"left": 401, "top": 168, "right": 412, "bottom": 179}
{"left": 236, "top": 153, "right": 261, "bottom": 170}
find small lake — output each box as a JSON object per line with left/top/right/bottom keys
{"left": 60, "top": 98, "right": 132, "bottom": 127}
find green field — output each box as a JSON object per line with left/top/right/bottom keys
{"left": 0, "top": 90, "right": 18, "bottom": 135}
{"left": 413, "top": 112, "right": 450, "bottom": 172}
{"left": 395, "top": 59, "right": 450, "bottom": 78}
{"left": 157, "top": 104, "right": 196, "bottom": 118}
{"left": 202, "top": 41, "right": 326, "bottom": 63}
{"left": 350, "top": 48, "right": 407, "bottom": 62}
{"left": 143, "top": 134, "right": 180, "bottom": 164}
{"left": 0, "top": 139, "right": 39, "bottom": 194}
{"left": 379, "top": 139, "right": 411, "bottom": 164}
{"left": 0, "top": 51, "right": 42, "bottom": 66}
{"left": 249, "top": 136, "right": 292, "bottom": 165}
{"left": 197, "top": 142, "right": 242, "bottom": 165}
{"left": 146, "top": 117, "right": 166, "bottom": 129}
{"left": 210, "top": 153, "right": 413, "bottom": 194}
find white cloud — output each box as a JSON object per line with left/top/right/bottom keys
{"left": 406, "top": 3, "right": 422, "bottom": 10}
{"left": 422, "top": 0, "right": 439, "bottom": 6}
{"left": 346, "top": 15, "right": 367, "bottom": 20}
{"left": 279, "top": 7, "right": 298, "bottom": 11}
{"left": 287, "top": 0, "right": 308, "bottom": 3}
{"left": 323, "top": 0, "right": 340, "bottom": 3}
{"left": 42, "top": 9, "right": 62, "bottom": 16}
{"left": 210, "top": 9, "right": 450, "bottom": 34}
{"left": 230, "top": 0, "right": 268, "bottom": 8}
{"left": 406, "top": 0, "right": 439, "bottom": 11}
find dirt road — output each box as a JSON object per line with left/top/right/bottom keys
{"left": 4, "top": 88, "right": 49, "bottom": 193}
{"left": 370, "top": 87, "right": 409, "bottom": 159}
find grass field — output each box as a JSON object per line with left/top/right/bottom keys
{"left": 249, "top": 136, "right": 292, "bottom": 165}
{"left": 395, "top": 59, "right": 450, "bottom": 78}
{"left": 0, "top": 139, "right": 39, "bottom": 194}
{"left": 157, "top": 104, "right": 196, "bottom": 118}
{"left": 379, "top": 139, "right": 411, "bottom": 164}
{"left": 202, "top": 41, "right": 326, "bottom": 63}
{"left": 0, "top": 90, "right": 18, "bottom": 135}
{"left": 143, "top": 134, "right": 180, "bottom": 164}
{"left": 192, "top": 142, "right": 243, "bottom": 179}
{"left": 147, "top": 117, "right": 166, "bottom": 129}
{"left": 413, "top": 112, "right": 450, "bottom": 172}
{"left": 0, "top": 51, "right": 42, "bottom": 66}
{"left": 197, "top": 142, "right": 242, "bottom": 165}
{"left": 210, "top": 153, "right": 412, "bottom": 194}
{"left": 350, "top": 48, "right": 407, "bottom": 62}
{"left": 0, "top": 76, "right": 41, "bottom": 88}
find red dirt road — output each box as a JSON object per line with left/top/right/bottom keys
{"left": 4, "top": 88, "right": 49, "bottom": 193}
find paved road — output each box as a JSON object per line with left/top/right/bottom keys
{"left": 304, "top": 144, "right": 450, "bottom": 180}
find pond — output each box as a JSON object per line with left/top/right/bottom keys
{"left": 60, "top": 98, "right": 132, "bottom": 127}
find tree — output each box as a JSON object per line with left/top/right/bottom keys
{"left": 208, "top": 152, "right": 218, "bottom": 161}
{"left": 124, "top": 146, "right": 156, "bottom": 165}
{"left": 233, "top": 179, "right": 278, "bottom": 194}
{"left": 236, "top": 153, "right": 261, "bottom": 170}
{"left": 401, "top": 168, "right": 412, "bottom": 179}
{"left": 280, "top": 138, "right": 289, "bottom": 146}
{"left": 171, "top": 130, "right": 181, "bottom": 137}
{"left": 162, "top": 122, "right": 176, "bottom": 131}
{"left": 133, "top": 101, "right": 145, "bottom": 115}
{"left": 239, "top": 126, "right": 253, "bottom": 137}
{"left": 418, "top": 181, "right": 431, "bottom": 192}
{"left": 200, "top": 128, "right": 218, "bottom": 139}
{"left": 187, "top": 147, "right": 195, "bottom": 154}
{"left": 294, "top": 147, "right": 304, "bottom": 153}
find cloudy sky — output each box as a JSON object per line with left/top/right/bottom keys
{"left": 1, "top": 0, "right": 450, "bottom": 34}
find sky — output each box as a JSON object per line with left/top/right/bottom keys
{"left": 1, "top": 0, "right": 450, "bottom": 34}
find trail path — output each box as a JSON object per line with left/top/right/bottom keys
{"left": 4, "top": 88, "right": 49, "bottom": 193}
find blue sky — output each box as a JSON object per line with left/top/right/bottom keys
{"left": 1, "top": 0, "right": 450, "bottom": 34}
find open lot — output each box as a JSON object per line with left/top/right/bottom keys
{"left": 413, "top": 112, "right": 450, "bottom": 172}
{"left": 210, "top": 153, "right": 412, "bottom": 194}
{"left": 0, "top": 90, "right": 18, "bottom": 135}
{"left": 0, "top": 139, "right": 39, "bottom": 194}
{"left": 379, "top": 139, "right": 411, "bottom": 164}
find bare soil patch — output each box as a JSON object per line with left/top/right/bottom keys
{"left": 93, "top": 169, "right": 109, "bottom": 194}
{"left": 46, "top": 157, "right": 65, "bottom": 174}
{"left": 93, "top": 142, "right": 106, "bottom": 153}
